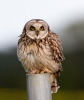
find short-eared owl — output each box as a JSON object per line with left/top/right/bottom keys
{"left": 17, "top": 19, "right": 65, "bottom": 93}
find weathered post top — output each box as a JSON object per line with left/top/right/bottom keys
{"left": 26, "top": 73, "right": 52, "bottom": 100}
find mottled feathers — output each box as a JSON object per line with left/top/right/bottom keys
{"left": 17, "top": 19, "right": 65, "bottom": 93}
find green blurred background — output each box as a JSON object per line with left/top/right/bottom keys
{"left": 0, "top": 21, "right": 84, "bottom": 100}
{"left": 0, "top": 0, "right": 84, "bottom": 100}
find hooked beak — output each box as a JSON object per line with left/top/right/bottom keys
{"left": 36, "top": 30, "right": 39, "bottom": 36}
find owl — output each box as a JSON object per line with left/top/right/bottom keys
{"left": 17, "top": 19, "right": 65, "bottom": 93}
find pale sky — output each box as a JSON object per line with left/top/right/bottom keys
{"left": 0, "top": 0, "right": 84, "bottom": 52}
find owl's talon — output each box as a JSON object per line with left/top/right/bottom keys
{"left": 40, "top": 68, "right": 52, "bottom": 74}
{"left": 45, "top": 68, "right": 52, "bottom": 73}
{"left": 35, "top": 70, "right": 40, "bottom": 74}
{"left": 40, "top": 70, "right": 46, "bottom": 74}
{"left": 30, "top": 70, "right": 39, "bottom": 74}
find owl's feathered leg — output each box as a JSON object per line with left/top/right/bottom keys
{"left": 40, "top": 68, "right": 52, "bottom": 74}
{"left": 30, "top": 68, "right": 52, "bottom": 74}
{"left": 29, "top": 69, "right": 40, "bottom": 74}
{"left": 50, "top": 70, "right": 60, "bottom": 93}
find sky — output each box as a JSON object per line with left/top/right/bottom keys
{"left": 0, "top": 0, "right": 84, "bottom": 52}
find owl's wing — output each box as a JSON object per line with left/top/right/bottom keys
{"left": 48, "top": 31, "right": 65, "bottom": 64}
{"left": 47, "top": 32, "right": 65, "bottom": 93}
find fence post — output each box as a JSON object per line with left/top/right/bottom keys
{"left": 26, "top": 73, "right": 52, "bottom": 100}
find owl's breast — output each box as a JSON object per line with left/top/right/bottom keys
{"left": 27, "top": 51, "right": 35, "bottom": 63}
{"left": 18, "top": 41, "right": 59, "bottom": 73}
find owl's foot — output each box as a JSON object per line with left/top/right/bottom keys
{"left": 30, "top": 70, "right": 40, "bottom": 74}
{"left": 40, "top": 68, "right": 52, "bottom": 74}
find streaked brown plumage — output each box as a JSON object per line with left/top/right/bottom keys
{"left": 17, "top": 19, "right": 65, "bottom": 93}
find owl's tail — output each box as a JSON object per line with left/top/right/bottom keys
{"left": 50, "top": 70, "right": 60, "bottom": 94}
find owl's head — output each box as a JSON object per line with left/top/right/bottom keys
{"left": 22, "top": 19, "right": 50, "bottom": 39}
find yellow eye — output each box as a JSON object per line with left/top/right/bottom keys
{"left": 40, "top": 26, "right": 44, "bottom": 31}
{"left": 30, "top": 26, "right": 35, "bottom": 31}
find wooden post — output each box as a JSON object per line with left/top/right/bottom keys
{"left": 26, "top": 73, "right": 52, "bottom": 100}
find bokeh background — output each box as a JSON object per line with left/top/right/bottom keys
{"left": 0, "top": 0, "right": 84, "bottom": 100}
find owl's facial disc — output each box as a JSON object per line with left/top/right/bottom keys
{"left": 26, "top": 21, "right": 49, "bottom": 39}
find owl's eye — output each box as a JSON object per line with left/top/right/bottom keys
{"left": 30, "top": 26, "right": 35, "bottom": 31}
{"left": 40, "top": 26, "right": 44, "bottom": 31}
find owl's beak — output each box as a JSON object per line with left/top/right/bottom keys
{"left": 36, "top": 30, "right": 39, "bottom": 36}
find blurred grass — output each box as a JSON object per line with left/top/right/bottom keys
{"left": 0, "top": 88, "right": 27, "bottom": 100}
{"left": 0, "top": 88, "right": 84, "bottom": 100}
